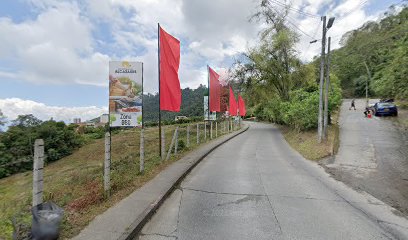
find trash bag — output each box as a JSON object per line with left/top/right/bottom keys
{"left": 31, "top": 202, "right": 64, "bottom": 240}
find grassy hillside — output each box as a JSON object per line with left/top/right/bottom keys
{"left": 0, "top": 122, "right": 235, "bottom": 239}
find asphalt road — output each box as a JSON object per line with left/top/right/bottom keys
{"left": 137, "top": 121, "right": 408, "bottom": 240}
{"left": 325, "top": 99, "right": 408, "bottom": 216}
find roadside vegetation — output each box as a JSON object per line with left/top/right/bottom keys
{"left": 329, "top": 5, "right": 408, "bottom": 100}
{"left": 233, "top": 3, "right": 407, "bottom": 160}
{"left": 0, "top": 86, "right": 212, "bottom": 179}
{"left": 0, "top": 115, "right": 87, "bottom": 178}
{"left": 281, "top": 111, "right": 340, "bottom": 160}
{"left": 0, "top": 121, "right": 237, "bottom": 239}
{"left": 230, "top": 1, "right": 342, "bottom": 153}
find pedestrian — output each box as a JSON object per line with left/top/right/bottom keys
{"left": 349, "top": 99, "right": 356, "bottom": 110}
{"left": 364, "top": 107, "right": 370, "bottom": 117}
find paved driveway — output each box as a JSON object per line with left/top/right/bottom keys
{"left": 326, "top": 99, "right": 408, "bottom": 215}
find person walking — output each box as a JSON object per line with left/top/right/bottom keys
{"left": 349, "top": 99, "right": 356, "bottom": 110}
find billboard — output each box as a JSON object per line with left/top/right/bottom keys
{"left": 109, "top": 61, "right": 143, "bottom": 127}
{"left": 204, "top": 96, "right": 216, "bottom": 121}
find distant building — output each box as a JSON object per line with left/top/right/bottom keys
{"left": 100, "top": 114, "right": 109, "bottom": 124}
{"left": 73, "top": 118, "right": 81, "bottom": 124}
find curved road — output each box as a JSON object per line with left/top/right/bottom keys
{"left": 138, "top": 122, "right": 408, "bottom": 240}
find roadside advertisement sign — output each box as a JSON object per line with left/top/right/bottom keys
{"left": 109, "top": 61, "right": 143, "bottom": 127}
{"left": 204, "top": 96, "right": 216, "bottom": 121}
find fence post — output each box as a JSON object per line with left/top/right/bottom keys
{"left": 33, "top": 139, "right": 44, "bottom": 207}
{"left": 216, "top": 122, "right": 218, "bottom": 138}
{"left": 210, "top": 121, "right": 213, "bottom": 139}
{"left": 197, "top": 123, "right": 200, "bottom": 144}
{"left": 104, "top": 133, "right": 111, "bottom": 196}
{"left": 174, "top": 127, "right": 179, "bottom": 154}
{"left": 140, "top": 129, "right": 144, "bottom": 174}
{"left": 166, "top": 127, "right": 178, "bottom": 161}
{"left": 161, "top": 127, "right": 165, "bottom": 161}
{"left": 186, "top": 125, "right": 190, "bottom": 148}
{"left": 204, "top": 122, "right": 207, "bottom": 141}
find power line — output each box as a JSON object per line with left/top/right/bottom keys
{"left": 285, "top": 15, "right": 315, "bottom": 39}
{"left": 306, "top": 19, "right": 322, "bottom": 54}
{"left": 268, "top": 0, "right": 320, "bottom": 19}
{"left": 338, "top": 0, "right": 369, "bottom": 19}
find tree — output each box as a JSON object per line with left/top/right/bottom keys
{"left": 11, "top": 114, "right": 42, "bottom": 127}
{"left": 330, "top": 5, "right": 408, "bottom": 99}
{"left": 0, "top": 116, "right": 84, "bottom": 178}
{"left": 227, "top": 1, "right": 343, "bottom": 130}
{"left": 0, "top": 109, "right": 6, "bottom": 127}
{"left": 231, "top": 1, "right": 312, "bottom": 104}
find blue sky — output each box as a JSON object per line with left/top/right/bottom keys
{"left": 0, "top": 0, "right": 405, "bottom": 122}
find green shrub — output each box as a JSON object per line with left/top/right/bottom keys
{"left": 252, "top": 86, "right": 342, "bottom": 131}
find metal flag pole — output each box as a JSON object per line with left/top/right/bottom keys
{"left": 158, "top": 23, "right": 162, "bottom": 157}
{"left": 142, "top": 62, "right": 144, "bottom": 129}
{"left": 207, "top": 65, "right": 210, "bottom": 138}
{"left": 237, "top": 92, "right": 240, "bottom": 127}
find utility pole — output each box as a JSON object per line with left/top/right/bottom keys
{"left": 318, "top": 16, "right": 326, "bottom": 143}
{"left": 323, "top": 36, "right": 331, "bottom": 139}
{"left": 363, "top": 61, "right": 371, "bottom": 107}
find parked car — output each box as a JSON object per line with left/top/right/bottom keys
{"left": 175, "top": 116, "right": 189, "bottom": 121}
{"left": 373, "top": 102, "right": 398, "bottom": 116}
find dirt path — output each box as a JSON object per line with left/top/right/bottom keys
{"left": 324, "top": 99, "right": 408, "bottom": 216}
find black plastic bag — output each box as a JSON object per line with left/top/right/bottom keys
{"left": 31, "top": 202, "right": 64, "bottom": 240}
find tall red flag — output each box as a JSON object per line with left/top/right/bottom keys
{"left": 238, "top": 94, "right": 246, "bottom": 116}
{"left": 159, "top": 26, "right": 181, "bottom": 112}
{"left": 229, "top": 87, "right": 237, "bottom": 116}
{"left": 209, "top": 67, "right": 221, "bottom": 112}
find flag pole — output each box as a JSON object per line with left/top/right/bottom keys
{"left": 207, "top": 65, "right": 211, "bottom": 140}
{"left": 158, "top": 23, "right": 162, "bottom": 157}
{"left": 207, "top": 65, "right": 210, "bottom": 123}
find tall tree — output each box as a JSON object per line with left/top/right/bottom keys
{"left": 11, "top": 114, "right": 42, "bottom": 127}
{"left": 232, "top": 0, "right": 307, "bottom": 103}
{"left": 0, "top": 109, "right": 6, "bottom": 127}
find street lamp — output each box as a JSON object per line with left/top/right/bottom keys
{"left": 327, "top": 17, "right": 335, "bottom": 29}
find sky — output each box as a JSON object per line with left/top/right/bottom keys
{"left": 0, "top": 0, "right": 404, "bottom": 123}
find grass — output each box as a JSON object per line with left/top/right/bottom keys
{"left": 0, "top": 121, "right": 237, "bottom": 239}
{"left": 280, "top": 112, "right": 340, "bottom": 161}
{"left": 396, "top": 100, "right": 408, "bottom": 129}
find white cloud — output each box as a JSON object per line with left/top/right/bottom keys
{"left": 0, "top": 98, "right": 106, "bottom": 122}
{"left": 0, "top": 1, "right": 110, "bottom": 86}
{"left": 0, "top": 0, "right": 396, "bottom": 96}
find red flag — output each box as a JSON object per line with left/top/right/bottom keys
{"left": 209, "top": 67, "right": 221, "bottom": 112}
{"left": 159, "top": 26, "right": 181, "bottom": 112}
{"left": 238, "top": 94, "right": 246, "bottom": 116}
{"left": 229, "top": 87, "right": 237, "bottom": 116}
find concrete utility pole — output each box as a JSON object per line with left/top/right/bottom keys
{"left": 323, "top": 37, "right": 331, "bottom": 140}
{"left": 363, "top": 61, "right": 371, "bottom": 107}
{"left": 318, "top": 16, "right": 327, "bottom": 143}
{"left": 104, "top": 133, "right": 111, "bottom": 195}
{"left": 33, "top": 139, "right": 44, "bottom": 207}
{"left": 140, "top": 129, "right": 145, "bottom": 174}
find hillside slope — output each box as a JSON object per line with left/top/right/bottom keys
{"left": 0, "top": 123, "right": 229, "bottom": 239}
